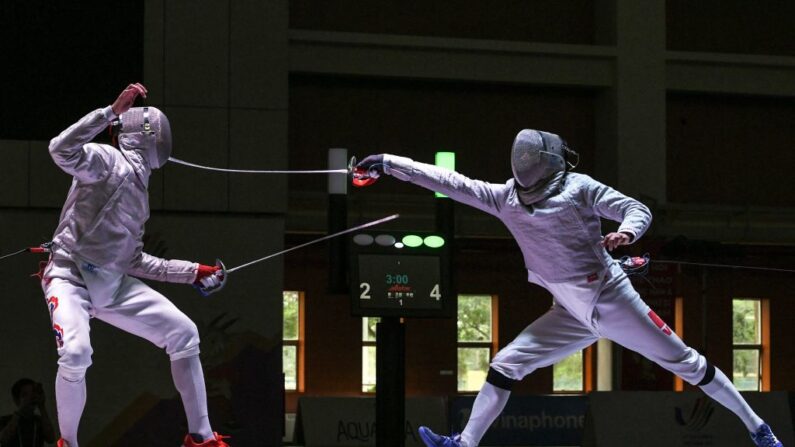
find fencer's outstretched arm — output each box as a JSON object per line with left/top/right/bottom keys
{"left": 127, "top": 251, "right": 199, "bottom": 284}
{"left": 48, "top": 106, "right": 118, "bottom": 183}
{"left": 582, "top": 178, "right": 652, "bottom": 243}
{"left": 380, "top": 155, "right": 509, "bottom": 216}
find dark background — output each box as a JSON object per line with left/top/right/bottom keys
{"left": 1, "top": 1, "right": 794, "bottom": 446}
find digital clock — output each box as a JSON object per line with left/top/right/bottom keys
{"left": 350, "top": 233, "right": 452, "bottom": 318}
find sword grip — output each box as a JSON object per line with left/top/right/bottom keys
{"left": 195, "top": 259, "right": 228, "bottom": 297}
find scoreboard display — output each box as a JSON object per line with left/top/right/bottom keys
{"left": 350, "top": 232, "right": 453, "bottom": 318}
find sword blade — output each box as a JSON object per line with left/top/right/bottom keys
{"left": 226, "top": 214, "right": 399, "bottom": 274}
{"left": 168, "top": 157, "right": 349, "bottom": 175}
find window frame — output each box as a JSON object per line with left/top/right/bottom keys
{"left": 283, "top": 290, "right": 305, "bottom": 393}
{"left": 456, "top": 294, "right": 499, "bottom": 394}
{"left": 361, "top": 317, "right": 379, "bottom": 393}
{"left": 731, "top": 298, "right": 770, "bottom": 392}
{"left": 550, "top": 344, "right": 596, "bottom": 394}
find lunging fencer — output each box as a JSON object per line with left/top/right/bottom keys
{"left": 356, "top": 130, "right": 783, "bottom": 447}
{"left": 42, "top": 84, "right": 229, "bottom": 447}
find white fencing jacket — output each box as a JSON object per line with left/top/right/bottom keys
{"left": 384, "top": 155, "right": 652, "bottom": 283}
{"left": 48, "top": 106, "right": 196, "bottom": 283}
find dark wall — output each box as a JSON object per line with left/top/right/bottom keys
{"left": 667, "top": 1, "right": 795, "bottom": 56}
{"left": 290, "top": 0, "right": 597, "bottom": 44}
{"left": 289, "top": 75, "right": 597, "bottom": 196}
{"left": 667, "top": 93, "right": 795, "bottom": 207}
{"left": 0, "top": 1, "right": 144, "bottom": 140}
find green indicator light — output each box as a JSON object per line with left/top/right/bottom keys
{"left": 435, "top": 152, "right": 456, "bottom": 170}
{"left": 423, "top": 235, "right": 445, "bottom": 248}
{"left": 435, "top": 152, "right": 456, "bottom": 198}
{"left": 402, "top": 235, "right": 423, "bottom": 247}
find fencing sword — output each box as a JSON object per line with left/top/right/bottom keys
{"left": 0, "top": 242, "right": 52, "bottom": 261}
{"left": 168, "top": 156, "right": 379, "bottom": 187}
{"left": 196, "top": 213, "right": 399, "bottom": 296}
{"left": 618, "top": 253, "right": 795, "bottom": 277}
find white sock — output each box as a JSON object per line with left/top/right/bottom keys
{"left": 699, "top": 367, "right": 764, "bottom": 433}
{"left": 460, "top": 382, "right": 511, "bottom": 447}
{"left": 171, "top": 355, "right": 214, "bottom": 441}
{"left": 56, "top": 371, "right": 87, "bottom": 447}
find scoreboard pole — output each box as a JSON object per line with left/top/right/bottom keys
{"left": 375, "top": 317, "right": 405, "bottom": 447}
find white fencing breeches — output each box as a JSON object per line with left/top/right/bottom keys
{"left": 41, "top": 255, "right": 201, "bottom": 380}
{"left": 491, "top": 262, "right": 707, "bottom": 385}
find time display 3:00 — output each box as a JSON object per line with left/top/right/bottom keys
{"left": 385, "top": 274, "right": 410, "bottom": 285}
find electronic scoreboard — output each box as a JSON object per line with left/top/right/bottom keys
{"left": 350, "top": 231, "right": 453, "bottom": 318}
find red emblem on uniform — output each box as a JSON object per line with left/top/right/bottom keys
{"left": 47, "top": 296, "right": 59, "bottom": 318}
{"left": 587, "top": 273, "right": 599, "bottom": 283}
{"left": 53, "top": 323, "right": 64, "bottom": 348}
{"left": 648, "top": 310, "right": 672, "bottom": 336}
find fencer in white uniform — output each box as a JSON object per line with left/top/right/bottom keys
{"left": 356, "top": 129, "right": 782, "bottom": 447}
{"left": 41, "top": 84, "right": 229, "bottom": 447}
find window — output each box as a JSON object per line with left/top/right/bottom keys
{"left": 553, "top": 351, "right": 584, "bottom": 392}
{"left": 362, "top": 317, "right": 379, "bottom": 392}
{"left": 457, "top": 295, "right": 498, "bottom": 392}
{"left": 283, "top": 291, "right": 304, "bottom": 391}
{"left": 732, "top": 298, "right": 769, "bottom": 391}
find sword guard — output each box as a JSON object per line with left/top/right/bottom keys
{"left": 195, "top": 258, "right": 228, "bottom": 297}
{"left": 619, "top": 253, "right": 651, "bottom": 276}
{"left": 348, "top": 156, "right": 379, "bottom": 187}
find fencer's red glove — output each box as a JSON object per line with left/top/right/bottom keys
{"left": 111, "top": 83, "right": 147, "bottom": 116}
{"left": 194, "top": 264, "right": 223, "bottom": 288}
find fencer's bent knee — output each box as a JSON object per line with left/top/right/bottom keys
{"left": 58, "top": 341, "right": 93, "bottom": 378}
{"left": 663, "top": 348, "right": 708, "bottom": 385}
{"left": 166, "top": 319, "right": 201, "bottom": 361}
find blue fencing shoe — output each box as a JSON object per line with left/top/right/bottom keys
{"left": 418, "top": 426, "right": 463, "bottom": 447}
{"left": 751, "top": 424, "right": 783, "bottom": 447}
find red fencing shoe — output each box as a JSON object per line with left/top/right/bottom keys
{"left": 182, "top": 432, "right": 231, "bottom": 447}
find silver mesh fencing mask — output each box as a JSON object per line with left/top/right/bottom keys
{"left": 117, "top": 106, "right": 172, "bottom": 169}
{"left": 510, "top": 129, "right": 569, "bottom": 189}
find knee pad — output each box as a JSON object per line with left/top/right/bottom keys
{"left": 486, "top": 367, "right": 517, "bottom": 391}
{"left": 697, "top": 363, "right": 716, "bottom": 386}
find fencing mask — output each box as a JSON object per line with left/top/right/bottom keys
{"left": 510, "top": 129, "right": 577, "bottom": 190}
{"left": 115, "top": 106, "right": 172, "bottom": 169}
